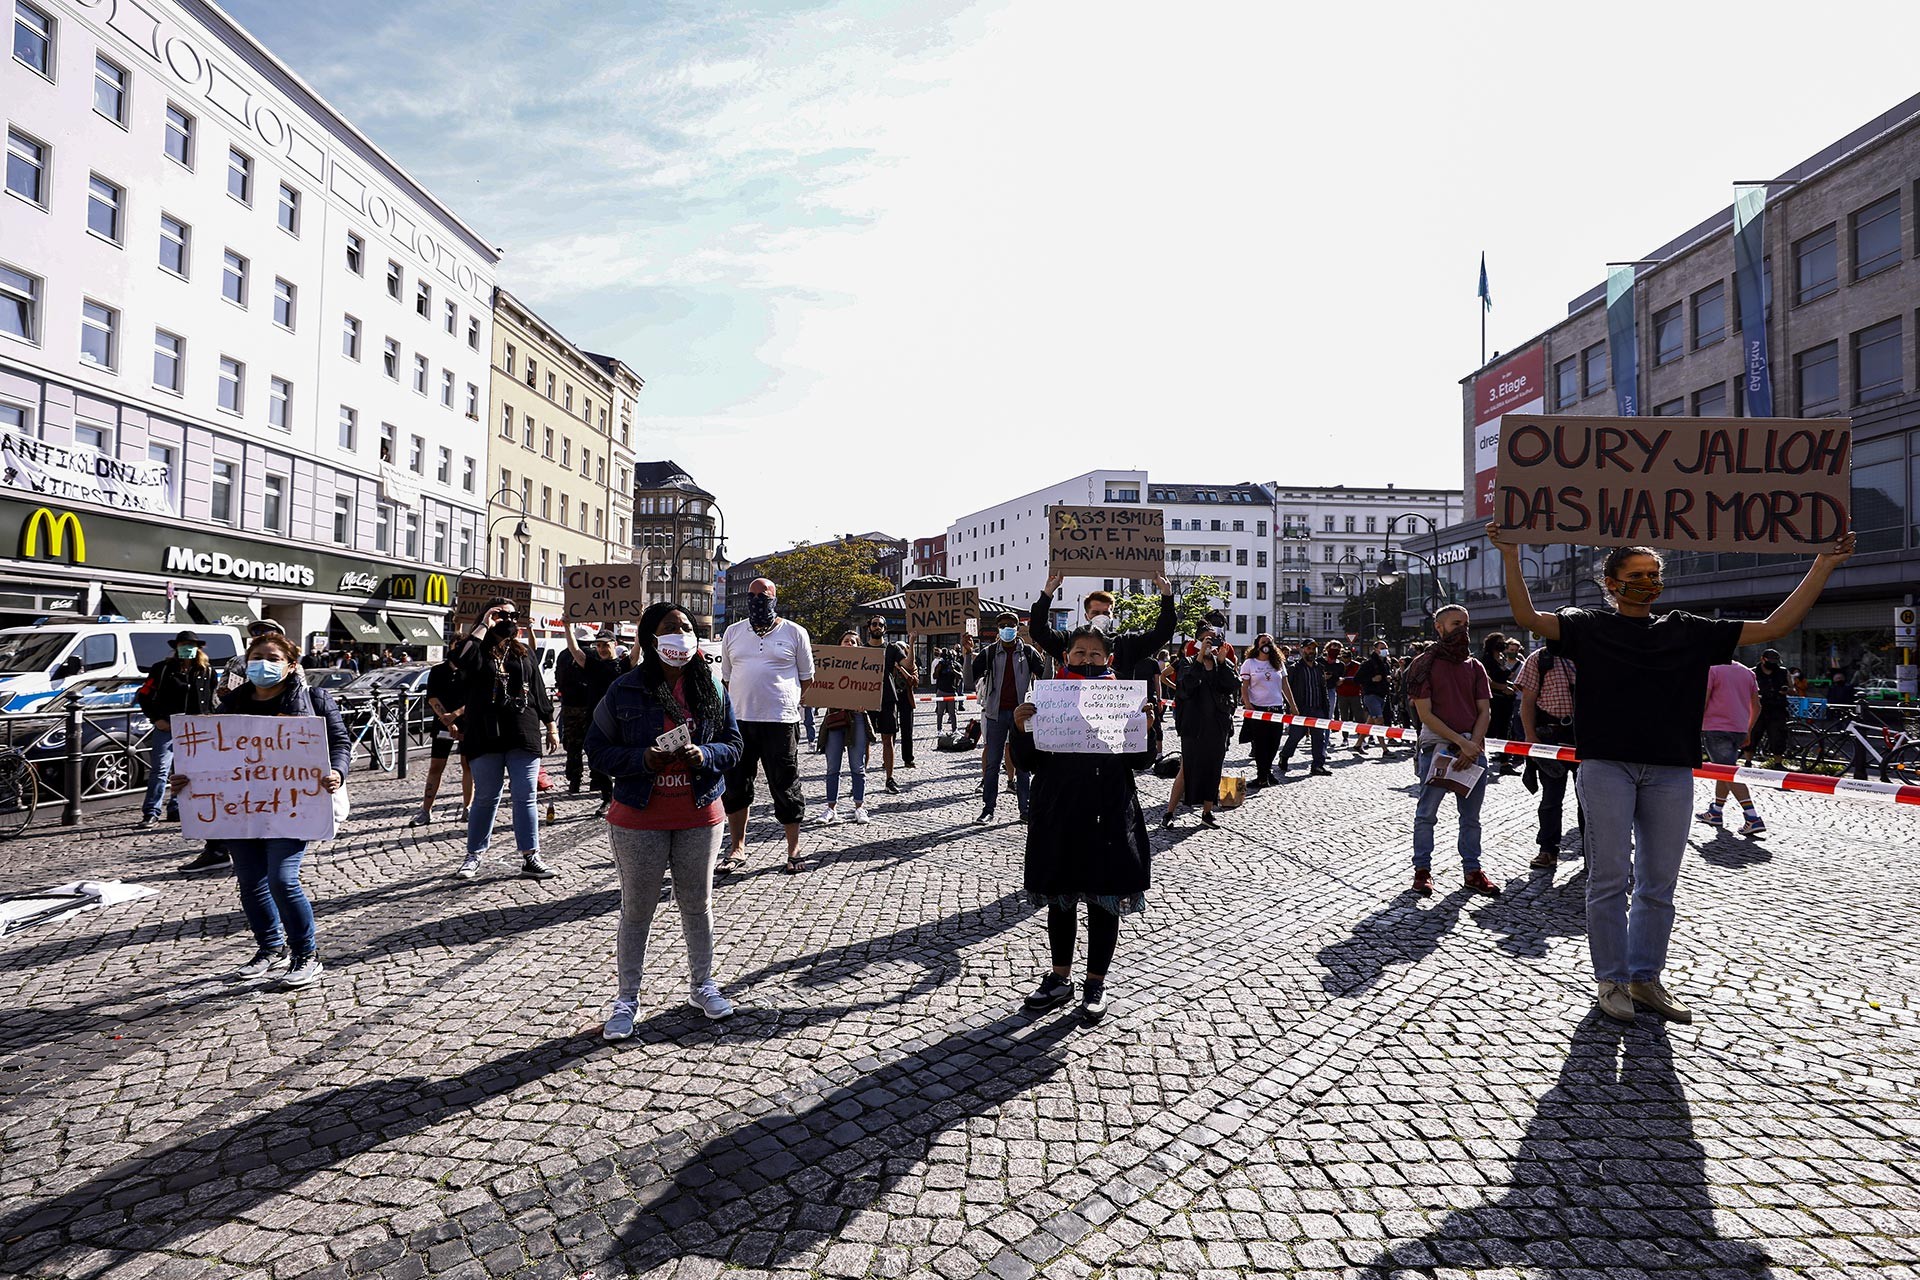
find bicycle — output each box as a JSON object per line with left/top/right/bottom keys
{"left": 340, "top": 695, "right": 399, "bottom": 773}
{"left": 1796, "top": 704, "right": 1920, "bottom": 783}
{"left": 0, "top": 745, "right": 38, "bottom": 839}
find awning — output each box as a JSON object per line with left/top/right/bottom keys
{"left": 188, "top": 595, "right": 259, "bottom": 627}
{"left": 387, "top": 613, "right": 441, "bottom": 645}
{"left": 101, "top": 591, "right": 180, "bottom": 625}
{"left": 0, "top": 582, "right": 87, "bottom": 614}
{"left": 330, "top": 608, "right": 389, "bottom": 644}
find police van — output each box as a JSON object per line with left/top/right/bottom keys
{"left": 0, "top": 619, "right": 246, "bottom": 712}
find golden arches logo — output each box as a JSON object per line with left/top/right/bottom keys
{"left": 22, "top": 508, "right": 85, "bottom": 562}
{"left": 424, "top": 573, "right": 450, "bottom": 605}
{"left": 387, "top": 574, "right": 417, "bottom": 599}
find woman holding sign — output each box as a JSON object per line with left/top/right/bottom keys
{"left": 1166, "top": 627, "right": 1239, "bottom": 828}
{"left": 454, "top": 598, "right": 560, "bottom": 881}
{"left": 1010, "top": 626, "right": 1151, "bottom": 1024}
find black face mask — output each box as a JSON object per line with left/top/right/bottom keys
{"left": 487, "top": 619, "right": 519, "bottom": 643}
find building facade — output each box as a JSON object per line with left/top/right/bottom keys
{"left": 1271, "top": 485, "right": 1460, "bottom": 641}
{"left": 2, "top": 0, "right": 499, "bottom": 649}
{"left": 720, "top": 532, "right": 905, "bottom": 628}
{"left": 911, "top": 533, "right": 946, "bottom": 578}
{"left": 632, "top": 460, "right": 722, "bottom": 637}
{"left": 1429, "top": 93, "right": 1920, "bottom": 693}
{"left": 485, "top": 289, "right": 636, "bottom": 637}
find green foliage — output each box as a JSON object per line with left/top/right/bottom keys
{"left": 1110, "top": 576, "right": 1218, "bottom": 642}
{"left": 756, "top": 540, "right": 896, "bottom": 644}
{"left": 1339, "top": 578, "right": 1413, "bottom": 646}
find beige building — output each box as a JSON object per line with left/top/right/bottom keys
{"left": 486, "top": 289, "right": 640, "bottom": 637}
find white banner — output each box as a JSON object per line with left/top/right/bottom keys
{"left": 1030, "top": 679, "right": 1149, "bottom": 754}
{"left": 0, "top": 429, "right": 174, "bottom": 514}
{"left": 173, "top": 715, "right": 337, "bottom": 842}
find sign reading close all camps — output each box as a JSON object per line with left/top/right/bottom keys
{"left": 1047, "top": 506, "right": 1165, "bottom": 576}
{"left": 904, "top": 587, "right": 979, "bottom": 636}
{"left": 562, "top": 563, "right": 648, "bottom": 626}
{"left": 1494, "top": 414, "right": 1851, "bottom": 553}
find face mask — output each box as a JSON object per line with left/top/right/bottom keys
{"left": 747, "top": 594, "right": 777, "bottom": 627}
{"left": 176, "top": 645, "right": 198, "bottom": 660}
{"left": 245, "top": 659, "right": 286, "bottom": 687}
{"left": 999, "top": 626, "right": 1018, "bottom": 644}
{"left": 1088, "top": 614, "right": 1116, "bottom": 636}
{"left": 1260, "top": 645, "right": 1274, "bottom": 656}
{"left": 487, "top": 619, "right": 519, "bottom": 643}
{"left": 1065, "top": 663, "right": 1113, "bottom": 679}
{"left": 1615, "top": 580, "right": 1663, "bottom": 605}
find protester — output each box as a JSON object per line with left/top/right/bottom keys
{"left": 1166, "top": 627, "right": 1237, "bottom": 828}
{"left": 1788, "top": 666, "right": 1809, "bottom": 698}
{"left": 135, "top": 629, "right": 217, "bottom": 829}
{"left": 1405, "top": 605, "right": 1501, "bottom": 898}
{"left": 1493, "top": 524, "right": 1855, "bottom": 1024}
{"left": 719, "top": 578, "right": 814, "bottom": 874}
{"left": 1275, "top": 638, "right": 1332, "bottom": 777}
{"left": 866, "top": 615, "right": 916, "bottom": 793}
{"left": 1011, "top": 627, "right": 1151, "bottom": 1024}
{"left": 1355, "top": 639, "right": 1392, "bottom": 753}
{"left": 966, "top": 614, "right": 1045, "bottom": 824}
{"left": 1699, "top": 662, "right": 1765, "bottom": 835}
{"left": 1030, "top": 575, "right": 1176, "bottom": 672}
{"left": 1747, "top": 649, "right": 1791, "bottom": 769}
{"left": 1515, "top": 643, "right": 1580, "bottom": 868}
{"left": 1238, "top": 633, "right": 1288, "bottom": 789}
{"left": 1332, "top": 643, "right": 1366, "bottom": 751}
{"left": 454, "top": 598, "right": 560, "bottom": 881}
{"left": 1482, "top": 634, "right": 1520, "bottom": 776}
{"left": 411, "top": 655, "right": 473, "bottom": 826}
{"left": 558, "top": 625, "right": 627, "bottom": 814}
{"left": 819, "top": 630, "right": 874, "bottom": 824}
{"left": 931, "top": 647, "right": 965, "bottom": 734}
{"left": 172, "top": 630, "right": 349, "bottom": 986}
{"left": 584, "top": 602, "right": 742, "bottom": 1036}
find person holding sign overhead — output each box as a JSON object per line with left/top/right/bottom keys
{"left": 453, "top": 598, "right": 560, "bottom": 882}
{"left": 1030, "top": 574, "right": 1177, "bottom": 672}
{"left": 1491, "top": 522, "right": 1855, "bottom": 1025}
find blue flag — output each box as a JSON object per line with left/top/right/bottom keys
{"left": 1478, "top": 253, "right": 1491, "bottom": 312}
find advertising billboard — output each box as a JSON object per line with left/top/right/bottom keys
{"left": 1470, "top": 345, "right": 1545, "bottom": 519}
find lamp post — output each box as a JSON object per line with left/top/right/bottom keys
{"left": 445, "top": 486, "right": 532, "bottom": 642}
{"left": 650, "top": 497, "right": 727, "bottom": 636}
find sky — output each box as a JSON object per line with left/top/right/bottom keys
{"left": 226, "top": 0, "right": 1920, "bottom": 557}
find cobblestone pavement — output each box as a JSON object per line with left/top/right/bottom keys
{"left": 2, "top": 727, "right": 1918, "bottom": 1280}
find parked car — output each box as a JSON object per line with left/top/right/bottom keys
{"left": 0, "top": 620, "right": 244, "bottom": 712}
{"left": 4, "top": 676, "right": 155, "bottom": 799}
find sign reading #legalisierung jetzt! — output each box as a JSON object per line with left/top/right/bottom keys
{"left": 173, "top": 715, "right": 336, "bottom": 842}
{"left": 1047, "top": 506, "right": 1165, "bottom": 576}
{"left": 1495, "top": 415, "right": 1851, "bottom": 553}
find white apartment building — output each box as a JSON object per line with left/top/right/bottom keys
{"left": 1272, "top": 484, "right": 1461, "bottom": 640}
{"left": 1, "top": 0, "right": 498, "bottom": 649}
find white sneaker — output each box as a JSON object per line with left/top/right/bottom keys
{"left": 818, "top": 804, "right": 838, "bottom": 824}
{"left": 456, "top": 853, "right": 482, "bottom": 879}
{"left": 688, "top": 980, "right": 734, "bottom": 1020}
{"left": 852, "top": 805, "right": 871, "bottom": 824}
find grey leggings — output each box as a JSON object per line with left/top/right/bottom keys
{"left": 610, "top": 823, "right": 723, "bottom": 1000}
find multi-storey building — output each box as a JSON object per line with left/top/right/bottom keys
{"left": 633, "top": 460, "right": 722, "bottom": 636}
{"left": 485, "top": 289, "right": 637, "bottom": 636}
{"left": 1270, "top": 485, "right": 1460, "bottom": 640}
{"left": 721, "top": 532, "right": 905, "bottom": 628}
{"left": 1, "top": 0, "right": 498, "bottom": 649}
{"left": 911, "top": 533, "right": 947, "bottom": 578}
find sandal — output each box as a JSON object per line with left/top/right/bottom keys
{"left": 783, "top": 855, "right": 804, "bottom": 875}
{"left": 716, "top": 853, "right": 745, "bottom": 876}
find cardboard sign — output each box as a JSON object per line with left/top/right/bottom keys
{"left": 1030, "top": 679, "right": 1149, "bottom": 754}
{"left": 1047, "top": 506, "right": 1165, "bottom": 575}
{"left": 801, "top": 645, "right": 887, "bottom": 711}
{"left": 563, "top": 563, "right": 649, "bottom": 627}
{"left": 905, "top": 587, "right": 980, "bottom": 636}
{"left": 173, "top": 714, "right": 336, "bottom": 842}
{"left": 452, "top": 577, "right": 534, "bottom": 631}
{"left": 1494, "top": 414, "right": 1851, "bottom": 553}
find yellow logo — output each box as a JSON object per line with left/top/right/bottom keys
{"left": 21, "top": 507, "right": 85, "bottom": 562}
{"left": 387, "top": 574, "right": 417, "bottom": 599}
{"left": 424, "top": 573, "right": 450, "bottom": 606}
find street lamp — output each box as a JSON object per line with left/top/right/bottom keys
{"left": 649, "top": 496, "right": 727, "bottom": 634}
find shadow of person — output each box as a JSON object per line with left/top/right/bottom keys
{"left": 1471, "top": 865, "right": 1590, "bottom": 960}
{"left": 1695, "top": 830, "right": 1774, "bottom": 869}
{"left": 1314, "top": 887, "right": 1473, "bottom": 996}
{"left": 1366, "top": 1011, "right": 1774, "bottom": 1277}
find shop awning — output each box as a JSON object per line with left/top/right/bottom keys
{"left": 101, "top": 591, "right": 181, "bottom": 625}
{"left": 188, "top": 595, "right": 259, "bottom": 627}
{"left": 0, "top": 582, "right": 87, "bottom": 615}
{"left": 387, "top": 613, "right": 441, "bottom": 645}
{"left": 330, "top": 608, "right": 390, "bottom": 644}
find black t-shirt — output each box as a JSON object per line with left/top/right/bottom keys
{"left": 1754, "top": 663, "right": 1790, "bottom": 710}
{"left": 1554, "top": 607, "right": 1742, "bottom": 767}
{"left": 425, "top": 661, "right": 464, "bottom": 713}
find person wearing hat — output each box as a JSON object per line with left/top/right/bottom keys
{"left": 134, "top": 630, "right": 218, "bottom": 830}
{"left": 1748, "top": 648, "right": 1791, "bottom": 769}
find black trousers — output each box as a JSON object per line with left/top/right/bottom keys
{"left": 1752, "top": 705, "right": 1789, "bottom": 758}
{"left": 1048, "top": 902, "right": 1119, "bottom": 974}
{"left": 1247, "top": 709, "right": 1283, "bottom": 779}
{"left": 1535, "top": 763, "right": 1584, "bottom": 850}
{"left": 897, "top": 698, "right": 915, "bottom": 765}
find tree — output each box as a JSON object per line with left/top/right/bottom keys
{"left": 756, "top": 540, "right": 895, "bottom": 644}
{"left": 1339, "top": 578, "right": 1414, "bottom": 647}
{"left": 1113, "top": 575, "right": 1223, "bottom": 643}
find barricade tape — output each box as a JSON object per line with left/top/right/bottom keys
{"left": 914, "top": 694, "right": 980, "bottom": 703}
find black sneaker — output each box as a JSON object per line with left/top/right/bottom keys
{"left": 179, "top": 848, "right": 231, "bottom": 874}
{"left": 234, "top": 945, "right": 289, "bottom": 979}
{"left": 974, "top": 807, "right": 993, "bottom": 825}
{"left": 885, "top": 776, "right": 901, "bottom": 795}
{"left": 1082, "top": 978, "right": 1109, "bottom": 1024}
{"left": 281, "top": 952, "right": 324, "bottom": 987}
{"left": 521, "top": 853, "right": 557, "bottom": 879}
{"left": 137, "top": 815, "right": 158, "bottom": 830}
{"left": 1309, "top": 766, "right": 1333, "bottom": 777}
{"left": 1023, "top": 972, "right": 1073, "bottom": 1011}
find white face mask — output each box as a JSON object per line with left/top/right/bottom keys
{"left": 656, "top": 632, "right": 696, "bottom": 668}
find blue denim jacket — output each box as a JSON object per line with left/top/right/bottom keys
{"left": 585, "top": 666, "right": 743, "bottom": 811}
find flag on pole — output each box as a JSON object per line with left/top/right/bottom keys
{"left": 1478, "top": 253, "right": 1491, "bottom": 312}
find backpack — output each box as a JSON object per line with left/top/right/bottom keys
{"left": 1151, "top": 752, "right": 1182, "bottom": 779}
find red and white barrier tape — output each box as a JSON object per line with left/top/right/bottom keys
{"left": 914, "top": 694, "right": 980, "bottom": 703}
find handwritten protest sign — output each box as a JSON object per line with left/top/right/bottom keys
{"left": 1047, "top": 506, "right": 1165, "bottom": 576}
{"left": 800, "top": 645, "right": 887, "bottom": 711}
{"left": 1030, "top": 679, "right": 1149, "bottom": 754}
{"left": 1495, "top": 414, "right": 1851, "bottom": 553}
{"left": 905, "top": 587, "right": 979, "bottom": 636}
{"left": 452, "top": 577, "right": 533, "bottom": 631}
{"left": 563, "top": 563, "right": 649, "bottom": 628}
{"left": 173, "top": 715, "right": 336, "bottom": 842}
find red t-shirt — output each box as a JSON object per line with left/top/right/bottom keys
{"left": 1409, "top": 656, "right": 1491, "bottom": 739}
{"left": 607, "top": 703, "right": 723, "bottom": 831}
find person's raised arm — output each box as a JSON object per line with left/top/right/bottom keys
{"left": 1486, "top": 522, "right": 1559, "bottom": 642}
{"left": 1029, "top": 579, "right": 1066, "bottom": 663}
{"left": 563, "top": 623, "right": 583, "bottom": 660}
{"left": 1740, "top": 532, "right": 1855, "bottom": 644}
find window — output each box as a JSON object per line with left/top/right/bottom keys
{"left": 1793, "top": 224, "right": 1837, "bottom": 304}
{"left": 433, "top": 521, "right": 447, "bottom": 563}
{"left": 1582, "top": 342, "right": 1609, "bottom": 396}
{"left": 217, "top": 357, "right": 243, "bottom": 412}
{"left": 87, "top": 174, "right": 122, "bottom": 242}
{"left": 412, "top": 353, "right": 427, "bottom": 394}
{"left": 521, "top": 414, "right": 533, "bottom": 448}
{"left": 379, "top": 337, "right": 397, "bottom": 379}
{"left": 505, "top": 343, "right": 516, "bottom": 376}
{"left": 1852, "top": 435, "right": 1906, "bottom": 554}
{"left": 545, "top": 372, "right": 555, "bottom": 399}
{"left": 439, "top": 368, "right": 453, "bottom": 408}
{"left": 1322, "top": 514, "right": 1333, "bottom": 532}
{"left": 582, "top": 397, "right": 592, "bottom": 425}
{"left": 332, "top": 494, "right": 353, "bottom": 544}
{"left": 415, "top": 280, "right": 430, "bottom": 318}
{"left": 499, "top": 404, "right": 513, "bottom": 438}
{"left": 210, "top": 460, "right": 234, "bottom": 522}
{"left": 444, "top": 299, "right": 456, "bottom": 334}
{"left": 14, "top": 2, "right": 52, "bottom": 76}
{"left": 408, "top": 433, "right": 424, "bottom": 473}
{"left": 78, "top": 299, "right": 115, "bottom": 368}
{"left": 542, "top": 425, "right": 554, "bottom": 458}
{"left": 263, "top": 475, "right": 285, "bottom": 532}
{"left": 539, "top": 486, "right": 551, "bottom": 518}
{"left": 465, "top": 382, "right": 478, "bottom": 416}
{"left": 1795, "top": 340, "right": 1839, "bottom": 416}
{"left": 163, "top": 103, "right": 192, "bottom": 167}
{"left": 403, "top": 511, "right": 418, "bottom": 557}
{"left": 524, "top": 357, "right": 536, "bottom": 388}
{"left": 7, "top": 128, "right": 47, "bottom": 205}
{"left": 221, "top": 250, "right": 247, "bottom": 306}
{"left": 338, "top": 404, "right": 357, "bottom": 450}
{"left": 345, "top": 231, "right": 364, "bottom": 275}
{"left": 226, "top": 148, "right": 250, "bottom": 204}
{"left": 559, "top": 494, "right": 569, "bottom": 525}
{"left": 467, "top": 316, "right": 480, "bottom": 350}
{"left": 1652, "top": 397, "right": 1684, "bottom": 416}
{"left": 560, "top": 436, "right": 571, "bottom": 467}
{"left": 1236, "top": 549, "right": 1248, "bottom": 565}
{"left": 594, "top": 456, "right": 605, "bottom": 484}
{"left": 276, "top": 182, "right": 299, "bottom": 235}
{"left": 0, "top": 262, "right": 37, "bottom": 341}
{"left": 147, "top": 441, "right": 174, "bottom": 488}
{"left": 1652, "top": 302, "right": 1683, "bottom": 365}
{"left": 1852, "top": 317, "right": 1902, "bottom": 404}
{"left": 92, "top": 53, "right": 129, "bottom": 124}
{"left": 158, "top": 213, "right": 189, "bottom": 275}
{"left": 1848, "top": 192, "right": 1901, "bottom": 281}
{"left": 1692, "top": 281, "right": 1725, "bottom": 349}
{"left": 563, "top": 384, "right": 573, "bottom": 411}
{"left": 458, "top": 527, "right": 472, "bottom": 568}
{"left": 73, "top": 420, "right": 108, "bottom": 452}
{"left": 538, "top": 548, "right": 549, "bottom": 585}
{"left": 1693, "top": 382, "right": 1726, "bottom": 417}
{"left": 1169, "top": 517, "right": 1181, "bottom": 530}
{"left": 436, "top": 446, "right": 451, "bottom": 483}
{"left": 386, "top": 260, "right": 402, "bottom": 299}
{"left": 1256, "top": 550, "right": 1267, "bottom": 568}
{"left": 1343, "top": 515, "right": 1354, "bottom": 532}
{"left": 268, "top": 376, "right": 290, "bottom": 429}
{"left": 379, "top": 421, "right": 395, "bottom": 463}
{"left": 461, "top": 456, "right": 475, "bottom": 492}
{"left": 374, "top": 504, "right": 390, "bottom": 552}
{"left": 272, "top": 278, "right": 295, "bottom": 330}
{"left": 152, "top": 328, "right": 181, "bottom": 391}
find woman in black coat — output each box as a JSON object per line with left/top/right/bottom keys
{"left": 1008, "top": 627, "right": 1151, "bottom": 1026}
{"left": 1167, "top": 626, "right": 1238, "bottom": 828}
{"left": 453, "top": 597, "right": 559, "bottom": 881}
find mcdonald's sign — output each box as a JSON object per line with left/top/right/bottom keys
{"left": 424, "top": 573, "right": 450, "bottom": 606}
{"left": 20, "top": 507, "right": 86, "bottom": 563}
{"left": 386, "top": 573, "right": 417, "bottom": 600}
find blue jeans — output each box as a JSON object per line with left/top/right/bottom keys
{"left": 1412, "top": 743, "right": 1486, "bottom": 872}
{"left": 982, "top": 708, "right": 1030, "bottom": 816}
{"left": 228, "top": 838, "right": 315, "bottom": 955}
{"left": 824, "top": 715, "right": 869, "bottom": 807}
{"left": 467, "top": 749, "right": 541, "bottom": 856}
{"left": 803, "top": 705, "right": 817, "bottom": 745}
{"left": 1278, "top": 725, "right": 1326, "bottom": 768}
{"left": 142, "top": 727, "right": 174, "bottom": 820}
{"left": 1361, "top": 693, "right": 1385, "bottom": 722}
{"left": 1576, "top": 759, "right": 1693, "bottom": 984}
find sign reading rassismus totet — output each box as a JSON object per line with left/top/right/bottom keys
{"left": 1047, "top": 506, "right": 1165, "bottom": 576}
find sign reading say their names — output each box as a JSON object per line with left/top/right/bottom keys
{"left": 452, "top": 576, "right": 534, "bottom": 631}
{"left": 1047, "top": 505, "right": 1165, "bottom": 576}
{"left": 800, "top": 645, "right": 887, "bottom": 711}
{"left": 173, "top": 715, "right": 336, "bottom": 842}
{"left": 1030, "top": 679, "right": 1149, "bottom": 755}
{"left": 563, "top": 563, "right": 649, "bottom": 627}
{"left": 1495, "top": 414, "right": 1851, "bottom": 553}
{"left": 904, "top": 587, "right": 980, "bottom": 636}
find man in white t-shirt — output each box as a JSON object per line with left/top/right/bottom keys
{"left": 719, "top": 577, "right": 815, "bottom": 873}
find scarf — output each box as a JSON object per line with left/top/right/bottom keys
{"left": 1404, "top": 628, "right": 1469, "bottom": 697}
{"left": 746, "top": 594, "right": 777, "bottom": 634}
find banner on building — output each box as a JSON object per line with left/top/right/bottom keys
{"left": 799, "top": 645, "right": 886, "bottom": 711}
{"left": 173, "top": 715, "right": 336, "bottom": 842}
{"left": 1047, "top": 506, "right": 1164, "bottom": 576}
{"left": 1494, "top": 414, "right": 1850, "bottom": 553}
{"left": 1605, "top": 266, "right": 1639, "bottom": 416}
{"left": 1, "top": 430, "right": 173, "bottom": 515}
{"left": 452, "top": 577, "right": 534, "bottom": 631}
{"left": 1469, "top": 345, "right": 1545, "bottom": 519}
{"left": 904, "top": 587, "right": 979, "bottom": 636}
{"left": 1733, "top": 184, "right": 1774, "bottom": 416}
{"left": 562, "top": 563, "right": 649, "bottom": 627}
